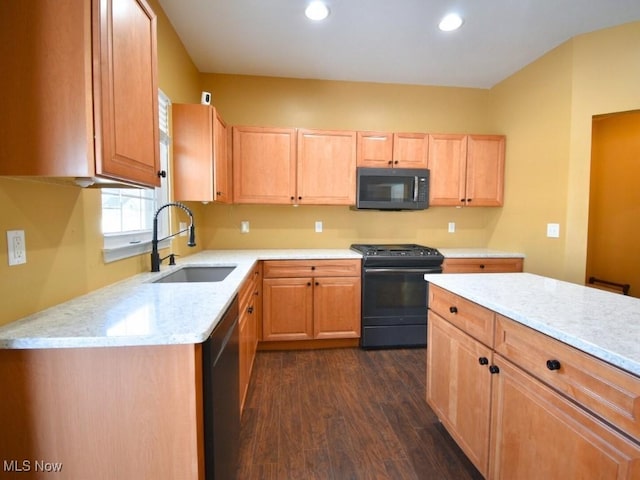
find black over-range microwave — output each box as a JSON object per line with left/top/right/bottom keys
{"left": 355, "top": 167, "right": 430, "bottom": 210}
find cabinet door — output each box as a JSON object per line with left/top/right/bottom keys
{"left": 297, "top": 129, "right": 356, "bottom": 205}
{"left": 262, "top": 278, "right": 313, "bottom": 341}
{"left": 427, "top": 134, "right": 467, "bottom": 206}
{"left": 426, "top": 313, "right": 493, "bottom": 477}
{"left": 393, "top": 133, "right": 429, "bottom": 168}
{"left": 233, "top": 126, "right": 297, "bottom": 204}
{"left": 95, "top": 0, "right": 160, "bottom": 187}
{"left": 466, "top": 135, "right": 505, "bottom": 206}
{"left": 356, "top": 131, "right": 394, "bottom": 167}
{"left": 313, "top": 276, "right": 361, "bottom": 339}
{"left": 213, "top": 110, "right": 232, "bottom": 203}
{"left": 489, "top": 357, "right": 640, "bottom": 479}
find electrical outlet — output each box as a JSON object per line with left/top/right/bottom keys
{"left": 547, "top": 223, "right": 560, "bottom": 238}
{"left": 241, "top": 221, "right": 250, "bottom": 234}
{"left": 448, "top": 222, "right": 456, "bottom": 233}
{"left": 7, "top": 230, "right": 27, "bottom": 266}
{"left": 315, "top": 221, "right": 323, "bottom": 233}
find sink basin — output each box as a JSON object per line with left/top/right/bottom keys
{"left": 153, "top": 266, "right": 235, "bottom": 283}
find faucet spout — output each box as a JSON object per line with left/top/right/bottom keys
{"left": 151, "top": 202, "right": 196, "bottom": 272}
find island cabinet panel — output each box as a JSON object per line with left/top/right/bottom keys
{"left": 232, "top": 126, "right": 297, "bottom": 204}
{"left": 489, "top": 357, "right": 640, "bottom": 480}
{"left": 296, "top": 129, "right": 357, "bottom": 205}
{"left": 262, "top": 260, "right": 361, "bottom": 345}
{"left": 442, "top": 257, "right": 524, "bottom": 273}
{"left": 173, "top": 104, "right": 231, "bottom": 203}
{"left": 427, "top": 285, "right": 640, "bottom": 479}
{"left": 0, "top": 345, "right": 203, "bottom": 479}
{"left": 494, "top": 314, "right": 640, "bottom": 441}
{"left": 0, "top": 0, "right": 160, "bottom": 187}
{"left": 427, "top": 313, "right": 493, "bottom": 477}
{"left": 428, "top": 134, "right": 505, "bottom": 207}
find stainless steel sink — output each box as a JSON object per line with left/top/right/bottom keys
{"left": 153, "top": 266, "right": 235, "bottom": 283}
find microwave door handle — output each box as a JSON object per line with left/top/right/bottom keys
{"left": 413, "top": 176, "right": 419, "bottom": 201}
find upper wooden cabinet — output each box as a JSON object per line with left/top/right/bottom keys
{"left": 357, "top": 132, "right": 428, "bottom": 169}
{"left": 233, "top": 126, "right": 297, "bottom": 204}
{"left": 173, "top": 104, "right": 231, "bottom": 203}
{"left": 233, "top": 127, "right": 356, "bottom": 205}
{"left": 0, "top": 0, "right": 161, "bottom": 188}
{"left": 428, "top": 134, "right": 505, "bottom": 207}
{"left": 297, "top": 129, "right": 356, "bottom": 205}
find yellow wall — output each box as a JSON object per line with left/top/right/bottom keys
{"left": 2, "top": 4, "right": 639, "bottom": 326}
{"left": 0, "top": 0, "right": 201, "bottom": 326}
{"left": 199, "top": 74, "right": 502, "bottom": 250}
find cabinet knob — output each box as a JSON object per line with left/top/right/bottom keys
{"left": 307, "top": 282, "right": 312, "bottom": 287}
{"left": 479, "top": 264, "right": 485, "bottom": 269}
{"left": 247, "top": 306, "right": 254, "bottom": 314}
{"left": 311, "top": 266, "right": 316, "bottom": 270}
{"left": 157, "top": 170, "right": 167, "bottom": 178}
{"left": 467, "top": 198, "right": 472, "bottom": 203}
{"left": 315, "top": 281, "right": 319, "bottom": 286}
{"left": 291, "top": 196, "right": 295, "bottom": 201}
{"left": 394, "top": 160, "right": 399, "bottom": 165}
{"left": 216, "top": 191, "right": 222, "bottom": 196}
{"left": 546, "top": 359, "right": 561, "bottom": 371}
{"left": 449, "top": 306, "right": 458, "bottom": 314}
{"left": 489, "top": 365, "right": 500, "bottom": 374}
{"left": 388, "top": 160, "right": 393, "bottom": 165}
{"left": 298, "top": 196, "right": 302, "bottom": 200}
{"left": 478, "top": 357, "right": 489, "bottom": 365}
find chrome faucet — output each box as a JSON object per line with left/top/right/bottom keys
{"left": 150, "top": 202, "right": 196, "bottom": 272}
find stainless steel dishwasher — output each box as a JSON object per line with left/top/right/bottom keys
{"left": 202, "top": 296, "right": 239, "bottom": 480}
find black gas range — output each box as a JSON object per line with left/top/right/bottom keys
{"left": 351, "top": 244, "right": 444, "bottom": 349}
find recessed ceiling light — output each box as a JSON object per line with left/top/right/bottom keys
{"left": 439, "top": 13, "right": 463, "bottom": 32}
{"left": 305, "top": 1, "right": 330, "bottom": 21}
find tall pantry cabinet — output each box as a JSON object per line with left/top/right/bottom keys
{"left": 0, "top": 0, "right": 161, "bottom": 187}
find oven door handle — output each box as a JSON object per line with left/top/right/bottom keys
{"left": 413, "top": 176, "right": 419, "bottom": 202}
{"left": 364, "top": 267, "right": 442, "bottom": 274}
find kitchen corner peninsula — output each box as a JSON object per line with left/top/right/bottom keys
{"left": 0, "top": 249, "right": 360, "bottom": 349}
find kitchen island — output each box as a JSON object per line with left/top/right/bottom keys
{"left": 425, "top": 272, "right": 640, "bottom": 479}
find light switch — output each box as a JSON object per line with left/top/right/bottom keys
{"left": 546, "top": 223, "right": 560, "bottom": 238}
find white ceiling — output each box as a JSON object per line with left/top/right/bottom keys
{"left": 157, "top": 0, "right": 640, "bottom": 89}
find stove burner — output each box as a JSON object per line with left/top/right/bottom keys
{"left": 351, "top": 243, "right": 442, "bottom": 258}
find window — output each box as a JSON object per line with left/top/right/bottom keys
{"left": 101, "top": 90, "right": 171, "bottom": 263}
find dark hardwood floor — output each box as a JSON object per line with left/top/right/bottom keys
{"left": 237, "top": 347, "right": 483, "bottom": 479}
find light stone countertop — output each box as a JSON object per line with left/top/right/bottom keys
{"left": 424, "top": 273, "right": 640, "bottom": 377}
{"left": 0, "top": 249, "right": 361, "bottom": 349}
{"left": 438, "top": 248, "right": 525, "bottom": 258}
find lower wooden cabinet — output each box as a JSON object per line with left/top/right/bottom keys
{"left": 427, "top": 313, "right": 493, "bottom": 476}
{"left": 489, "top": 357, "right": 640, "bottom": 479}
{"left": 262, "top": 260, "right": 361, "bottom": 343}
{"left": 239, "top": 262, "right": 262, "bottom": 413}
{"left": 442, "top": 257, "right": 523, "bottom": 273}
{"left": 427, "top": 285, "right": 640, "bottom": 479}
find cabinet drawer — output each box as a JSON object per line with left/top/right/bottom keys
{"left": 495, "top": 315, "right": 640, "bottom": 440}
{"left": 239, "top": 262, "right": 261, "bottom": 311}
{"left": 263, "top": 259, "right": 360, "bottom": 278}
{"left": 442, "top": 257, "right": 523, "bottom": 273}
{"left": 429, "top": 285, "right": 495, "bottom": 347}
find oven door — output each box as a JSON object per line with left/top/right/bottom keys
{"left": 362, "top": 267, "right": 441, "bottom": 322}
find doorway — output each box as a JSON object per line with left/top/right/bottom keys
{"left": 586, "top": 109, "right": 640, "bottom": 298}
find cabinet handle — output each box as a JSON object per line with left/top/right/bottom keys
{"left": 247, "top": 306, "right": 254, "bottom": 314}
{"left": 546, "top": 359, "right": 561, "bottom": 371}
{"left": 157, "top": 170, "right": 167, "bottom": 178}
{"left": 449, "top": 306, "right": 458, "bottom": 314}
{"left": 489, "top": 365, "right": 500, "bottom": 374}
{"left": 478, "top": 357, "right": 489, "bottom": 365}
